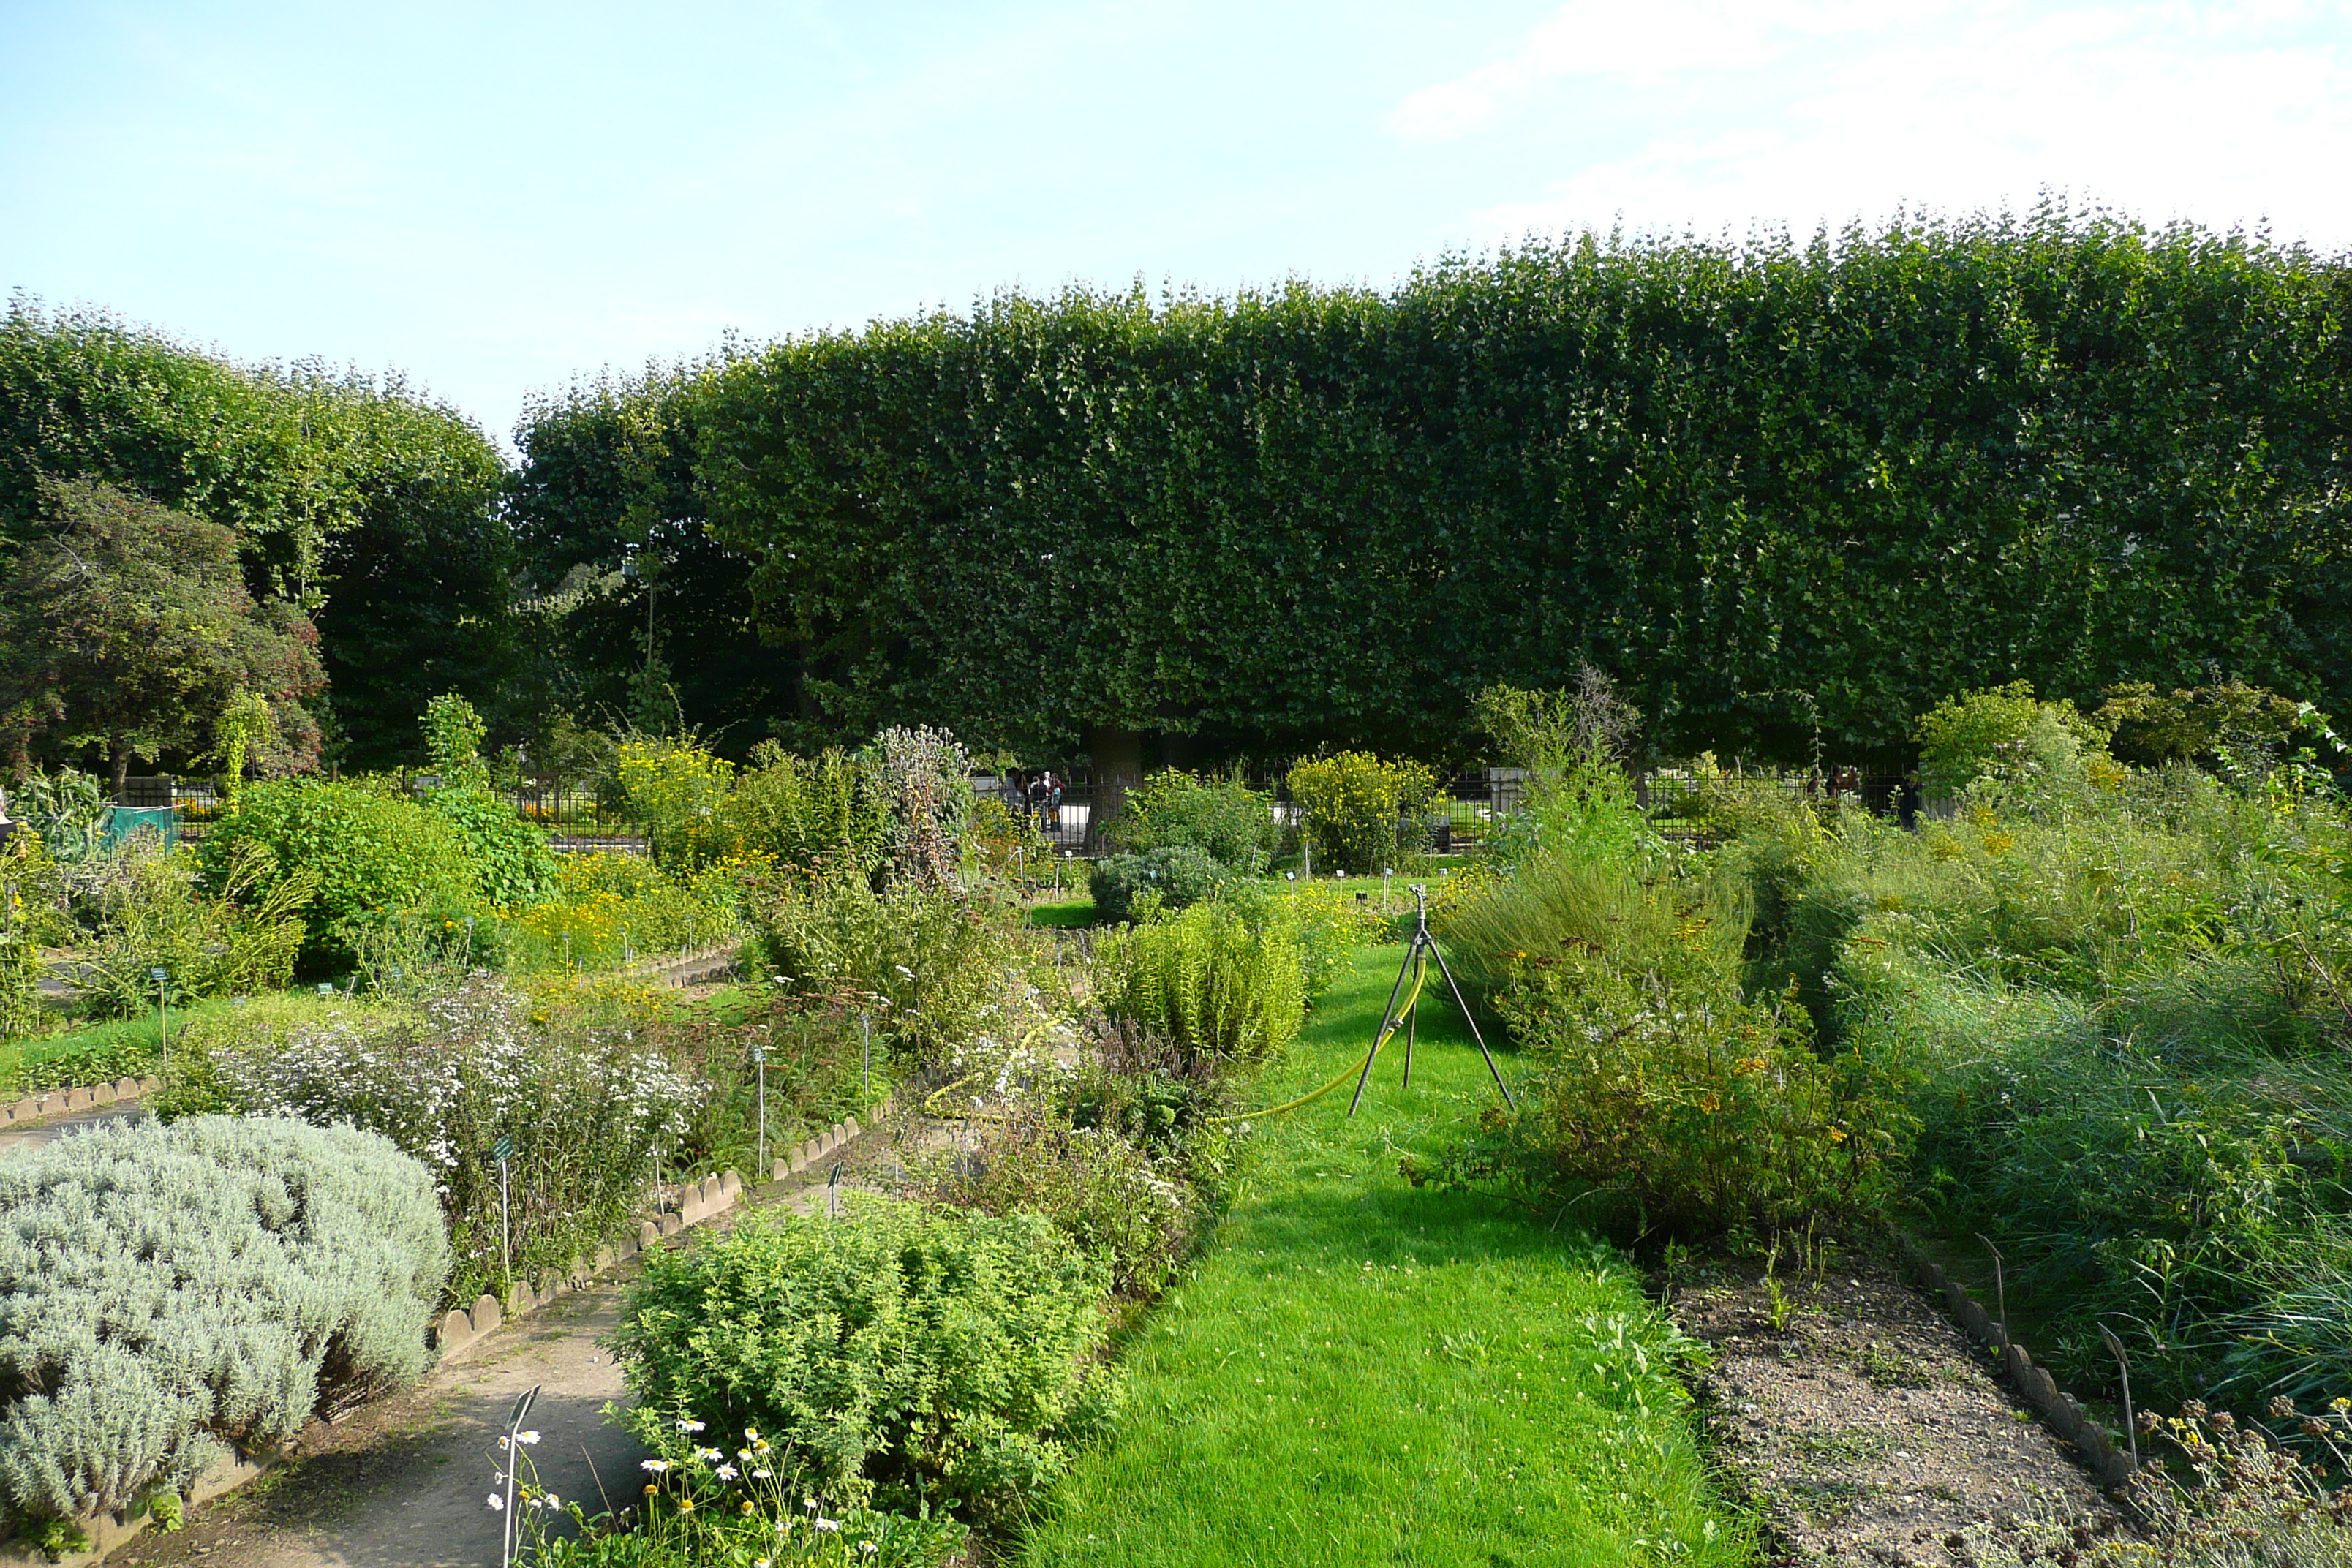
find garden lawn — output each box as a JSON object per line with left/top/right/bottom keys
{"left": 1021, "top": 945, "right": 1750, "bottom": 1568}
{"left": 0, "top": 998, "right": 227, "bottom": 1094}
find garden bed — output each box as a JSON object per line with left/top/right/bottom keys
{"left": 1670, "top": 1248, "right": 2125, "bottom": 1564}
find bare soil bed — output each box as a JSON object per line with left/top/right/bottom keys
{"left": 1669, "top": 1248, "right": 2129, "bottom": 1566}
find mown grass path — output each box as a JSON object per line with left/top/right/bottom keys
{"left": 1022, "top": 944, "right": 1750, "bottom": 1568}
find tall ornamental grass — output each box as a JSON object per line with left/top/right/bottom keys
{"left": 0, "top": 1117, "right": 447, "bottom": 1528}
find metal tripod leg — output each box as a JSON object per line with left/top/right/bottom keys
{"left": 1402, "top": 946, "right": 1420, "bottom": 1089}
{"left": 1427, "top": 937, "right": 1515, "bottom": 1109}
{"left": 1348, "top": 935, "right": 1421, "bottom": 1115}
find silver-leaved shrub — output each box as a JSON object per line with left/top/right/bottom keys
{"left": 0, "top": 1117, "right": 448, "bottom": 1525}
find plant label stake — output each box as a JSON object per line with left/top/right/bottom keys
{"left": 750, "top": 1040, "right": 767, "bottom": 1177}
{"left": 860, "top": 1013, "right": 872, "bottom": 1104}
{"left": 1349, "top": 884, "right": 1514, "bottom": 1116}
{"left": 2099, "top": 1323, "right": 2139, "bottom": 1471}
{"left": 827, "top": 1161, "right": 843, "bottom": 1221}
{"left": 494, "top": 1134, "right": 514, "bottom": 1286}
{"left": 1975, "top": 1232, "right": 2007, "bottom": 1338}
{"left": 150, "top": 967, "right": 169, "bottom": 1079}
{"left": 463, "top": 914, "right": 476, "bottom": 970}
{"left": 500, "top": 1384, "right": 540, "bottom": 1568}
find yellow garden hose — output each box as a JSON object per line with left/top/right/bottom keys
{"left": 1204, "top": 959, "right": 1428, "bottom": 1126}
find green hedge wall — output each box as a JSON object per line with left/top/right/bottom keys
{"left": 641, "top": 208, "right": 2351, "bottom": 764}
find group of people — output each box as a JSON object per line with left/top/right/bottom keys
{"left": 1009, "top": 769, "right": 1064, "bottom": 832}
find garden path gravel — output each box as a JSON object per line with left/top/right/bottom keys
{"left": 1673, "top": 1250, "right": 2130, "bottom": 1565}
{"left": 0, "top": 1101, "right": 146, "bottom": 1157}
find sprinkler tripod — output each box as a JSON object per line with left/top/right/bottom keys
{"left": 1349, "top": 883, "right": 1515, "bottom": 1115}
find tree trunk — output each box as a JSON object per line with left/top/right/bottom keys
{"left": 110, "top": 737, "right": 132, "bottom": 802}
{"left": 1083, "top": 725, "right": 1144, "bottom": 853}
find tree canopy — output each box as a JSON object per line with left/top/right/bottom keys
{"left": 0, "top": 481, "right": 325, "bottom": 788}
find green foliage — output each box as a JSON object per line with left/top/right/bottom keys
{"left": 515, "top": 1416, "right": 964, "bottom": 1567}
{"left": 1103, "top": 769, "right": 1274, "bottom": 870}
{"left": 723, "top": 743, "right": 888, "bottom": 874}
{"left": 421, "top": 690, "right": 490, "bottom": 787}
{"left": 420, "top": 785, "right": 559, "bottom": 909}
{"left": 1088, "top": 845, "right": 1235, "bottom": 926}
{"left": 611, "top": 1201, "right": 1118, "bottom": 1519}
{"left": 909, "top": 1110, "right": 1204, "bottom": 1296}
{"left": 741, "top": 867, "right": 1041, "bottom": 1067}
{"left": 1286, "top": 751, "right": 1436, "bottom": 875}
{"left": 666, "top": 209, "right": 2352, "bottom": 764}
{"left": 0, "top": 1116, "right": 448, "bottom": 1523}
{"left": 186, "top": 978, "right": 700, "bottom": 1308}
{"left": 198, "top": 780, "right": 478, "bottom": 965}
{"left": 502, "top": 851, "right": 736, "bottom": 977}
{"left": 2092, "top": 679, "right": 2336, "bottom": 773}
{"left": 65, "top": 841, "right": 310, "bottom": 1017}
{"left": 652, "top": 988, "right": 887, "bottom": 1177}
{"left": 1096, "top": 899, "right": 1305, "bottom": 1063}
{"left": 4, "top": 769, "right": 108, "bottom": 864}
{"left": 865, "top": 726, "right": 969, "bottom": 891}
{"left": 0, "top": 481, "right": 325, "bottom": 784}
{"left": 1913, "top": 681, "right": 2113, "bottom": 799}
{"left": 1760, "top": 767, "right": 2352, "bottom": 1409}
{"left": 616, "top": 739, "right": 736, "bottom": 870}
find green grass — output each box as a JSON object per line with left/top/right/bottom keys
{"left": 0, "top": 996, "right": 239, "bottom": 1095}
{"left": 1028, "top": 897, "right": 1100, "bottom": 929}
{"left": 1019, "top": 945, "right": 1750, "bottom": 1568}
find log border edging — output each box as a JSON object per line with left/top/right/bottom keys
{"left": 1894, "top": 1232, "right": 2138, "bottom": 1490}
{"left": 0, "top": 1076, "right": 159, "bottom": 1133}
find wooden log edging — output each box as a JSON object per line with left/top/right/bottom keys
{"left": 1896, "top": 1235, "right": 2138, "bottom": 1491}
{"left": 0, "top": 1075, "right": 159, "bottom": 1131}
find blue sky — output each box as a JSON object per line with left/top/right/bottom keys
{"left": 5, "top": 1, "right": 2349, "bottom": 445}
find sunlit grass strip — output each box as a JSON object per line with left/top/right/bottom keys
{"left": 1020, "top": 945, "right": 1751, "bottom": 1568}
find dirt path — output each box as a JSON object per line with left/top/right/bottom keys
{"left": 0, "top": 1102, "right": 146, "bottom": 1157}
{"left": 1672, "top": 1250, "right": 2128, "bottom": 1564}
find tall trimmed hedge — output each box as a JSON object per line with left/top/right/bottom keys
{"left": 596, "top": 208, "right": 2352, "bottom": 766}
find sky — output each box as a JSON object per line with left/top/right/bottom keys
{"left": 4, "top": 0, "right": 2351, "bottom": 447}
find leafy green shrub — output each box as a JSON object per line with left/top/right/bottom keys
{"left": 0, "top": 1116, "right": 448, "bottom": 1525}
{"left": 653, "top": 987, "right": 887, "bottom": 1175}
{"left": 617, "top": 739, "right": 739, "bottom": 870}
{"left": 1102, "top": 769, "right": 1275, "bottom": 870}
{"left": 197, "top": 780, "right": 479, "bottom": 965}
{"left": 611, "top": 1201, "right": 1117, "bottom": 1519}
{"left": 503, "top": 852, "right": 738, "bottom": 976}
{"left": 1914, "top": 680, "right": 2113, "bottom": 799}
{"left": 722, "top": 742, "right": 889, "bottom": 875}
{"left": 1096, "top": 899, "right": 1305, "bottom": 1063}
{"left": 421, "top": 785, "right": 558, "bottom": 908}
{"left": 909, "top": 1114, "right": 1199, "bottom": 1294}
{"left": 1432, "top": 848, "right": 1744, "bottom": 1003}
{"left": 742, "top": 866, "right": 1046, "bottom": 1066}
{"left": 1286, "top": 751, "right": 1436, "bottom": 875}
{"left": 1088, "top": 845, "right": 1235, "bottom": 925}
{"left": 189, "top": 977, "right": 700, "bottom": 1307}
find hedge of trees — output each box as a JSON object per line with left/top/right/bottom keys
{"left": 9, "top": 204, "right": 2351, "bottom": 783}
{"left": 650, "top": 206, "right": 2351, "bottom": 772}
{"left": 1, "top": 296, "right": 515, "bottom": 770}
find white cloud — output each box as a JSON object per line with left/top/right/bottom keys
{"left": 1400, "top": 0, "right": 2352, "bottom": 247}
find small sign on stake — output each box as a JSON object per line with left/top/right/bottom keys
{"left": 493, "top": 1136, "right": 515, "bottom": 1284}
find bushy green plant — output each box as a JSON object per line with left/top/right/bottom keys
{"left": 721, "top": 742, "right": 889, "bottom": 875}
{"left": 0, "top": 1116, "right": 448, "bottom": 1526}
{"left": 1914, "top": 680, "right": 2114, "bottom": 799}
{"left": 504, "top": 852, "right": 738, "bottom": 976}
{"left": 653, "top": 987, "right": 887, "bottom": 1176}
{"left": 616, "top": 739, "right": 737, "bottom": 870}
{"left": 611, "top": 1201, "right": 1117, "bottom": 1519}
{"left": 67, "top": 840, "right": 311, "bottom": 1018}
{"left": 1096, "top": 899, "right": 1305, "bottom": 1062}
{"left": 189, "top": 977, "right": 701, "bottom": 1307}
{"left": 1088, "top": 845, "right": 1235, "bottom": 925}
{"left": 864, "top": 725, "right": 970, "bottom": 891}
{"left": 421, "top": 784, "right": 558, "bottom": 908}
{"left": 514, "top": 1414, "right": 964, "bottom": 1567}
{"left": 1102, "top": 769, "right": 1275, "bottom": 870}
{"left": 197, "top": 780, "right": 479, "bottom": 965}
{"left": 909, "top": 1112, "right": 1200, "bottom": 1294}
{"left": 1432, "top": 848, "right": 1745, "bottom": 1003}
{"left": 742, "top": 866, "right": 1045, "bottom": 1066}
{"left": 1286, "top": 751, "right": 1436, "bottom": 875}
